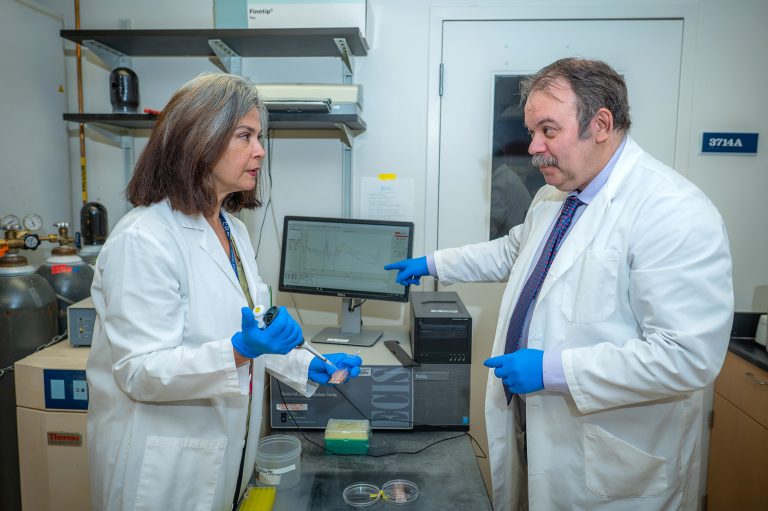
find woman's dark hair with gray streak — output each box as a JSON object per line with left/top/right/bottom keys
{"left": 126, "top": 73, "right": 268, "bottom": 217}
{"left": 520, "top": 58, "right": 631, "bottom": 139}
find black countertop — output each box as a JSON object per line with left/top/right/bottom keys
{"left": 728, "top": 337, "right": 768, "bottom": 372}
{"left": 262, "top": 431, "right": 492, "bottom": 511}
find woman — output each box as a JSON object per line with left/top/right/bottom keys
{"left": 86, "top": 73, "right": 361, "bottom": 511}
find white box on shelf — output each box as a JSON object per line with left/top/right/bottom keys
{"left": 247, "top": 0, "right": 371, "bottom": 40}
{"left": 256, "top": 83, "right": 362, "bottom": 113}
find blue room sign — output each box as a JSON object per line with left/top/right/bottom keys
{"left": 701, "top": 132, "right": 759, "bottom": 154}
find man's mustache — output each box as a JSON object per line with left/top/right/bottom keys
{"left": 532, "top": 154, "right": 558, "bottom": 167}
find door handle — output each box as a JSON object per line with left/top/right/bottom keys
{"left": 744, "top": 372, "right": 768, "bottom": 386}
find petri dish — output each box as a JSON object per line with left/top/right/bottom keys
{"left": 343, "top": 482, "right": 380, "bottom": 507}
{"left": 381, "top": 479, "right": 419, "bottom": 505}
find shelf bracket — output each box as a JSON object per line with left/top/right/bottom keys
{"left": 208, "top": 39, "right": 242, "bottom": 75}
{"left": 333, "top": 37, "right": 354, "bottom": 82}
{"left": 85, "top": 123, "right": 129, "bottom": 146}
{"left": 82, "top": 39, "right": 131, "bottom": 69}
{"left": 333, "top": 123, "right": 354, "bottom": 149}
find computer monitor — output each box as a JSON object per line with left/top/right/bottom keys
{"left": 279, "top": 216, "right": 414, "bottom": 347}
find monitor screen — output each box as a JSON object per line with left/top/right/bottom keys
{"left": 279, "top": 216, "right": 414, "bottom": 302}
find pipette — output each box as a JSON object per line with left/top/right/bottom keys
{"left": 258, "top": 305, "right": 336, "bottom": 369}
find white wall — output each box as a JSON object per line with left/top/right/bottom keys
{"left": 686, "top": 0, "right": 768, "bottom": 312}
{"left": 0, "top": 0, "right": 70, "bottom": 268}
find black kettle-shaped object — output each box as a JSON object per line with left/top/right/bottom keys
{"left": 80, "top": 201, "right": 109, "bottom": 246}
{"left": 109, "top": 67, "right": 139, "bottom": 113}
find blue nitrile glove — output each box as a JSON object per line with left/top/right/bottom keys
{"left": 384, "top": 256, "right": 429, "bottom": 286}
{"left": 231, "top": 306, "right": 303, "bottom": 358}
{"left": 483, "top": 349, "right": 545, "bottom": 394}
{"left": 308, "top": 353, "right": 363, "bottom": 385}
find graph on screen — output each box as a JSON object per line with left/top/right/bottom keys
{"left": 280, "top": 217, "right": 413, "bottom": 300}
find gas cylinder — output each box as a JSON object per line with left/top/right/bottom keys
{"left": 36, "top": 245, "right": 95, "bottom": 335}
{"left": 0, "top": 252, "right": 58, "bottom": 511}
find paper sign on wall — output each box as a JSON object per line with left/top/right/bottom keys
{"left": 361, "top": 174, "right": 414, "bottom": 221}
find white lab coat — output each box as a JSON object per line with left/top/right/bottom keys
{"left": 87, "top": 200, "right": 316, "bottom": 511}
{"left": 435, "top": 137, "right": 733, "bottom": 511}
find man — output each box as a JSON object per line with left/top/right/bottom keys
{"left": 385, "top": 58, "right": 733, "bottom": 510}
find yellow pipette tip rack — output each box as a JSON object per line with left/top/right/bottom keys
{"left": 324, "top": 418, "right": 370, "bottom": 454}
{"left": 239, "top": 486, "right": 276, "bottom": 511}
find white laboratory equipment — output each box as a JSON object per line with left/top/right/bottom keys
{"left": 14, "top": 341, "right": 91, "bottom": 511}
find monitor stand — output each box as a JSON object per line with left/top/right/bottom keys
{"left": 311, "top": 298, "right": 383, "bottom": 347}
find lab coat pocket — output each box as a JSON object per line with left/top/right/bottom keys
{"left": 562, "top": 250, "right": 619, "bottom": 323}
{"left": 583, "top": 424, "right": 667, "bottom": 498}
{"left": 134, "top": 435, "right": 227, "bottom": 511}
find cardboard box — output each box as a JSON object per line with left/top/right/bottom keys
{"left": 246, "top": 0, "right": 371, "bottom": 40}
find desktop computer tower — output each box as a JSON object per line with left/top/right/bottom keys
{"left": 410, "top": 291, "right": 471, "bottom": 430}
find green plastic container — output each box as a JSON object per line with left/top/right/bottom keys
{"left": 324, "top": 418, "right": 370, "bottom": 455}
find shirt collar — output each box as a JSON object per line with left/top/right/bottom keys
{"left": 572, "top": 135, "right": 627, "bottom": 204}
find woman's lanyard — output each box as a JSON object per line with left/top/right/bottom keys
{"left": 220, "top": 211, "right": 255, "bottom": 507}
{"left": 219, "top": 211, "right": 238, "bottom": 279}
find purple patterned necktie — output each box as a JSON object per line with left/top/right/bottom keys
{"left": 503, "top": 195, "right": 584, "bottom": 404}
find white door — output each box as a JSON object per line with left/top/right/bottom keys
{"left": 435, "top": 18, "right": 683, "bottom": 493}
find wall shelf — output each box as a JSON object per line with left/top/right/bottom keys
{"left": 63, "top": 112, "right": 366, "bottom": 132}
{"left": 60, "top": 28, "right": 368, "bottom": 57}
{"left": 61, "top": 27, "right": 367, "bottom": 216}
